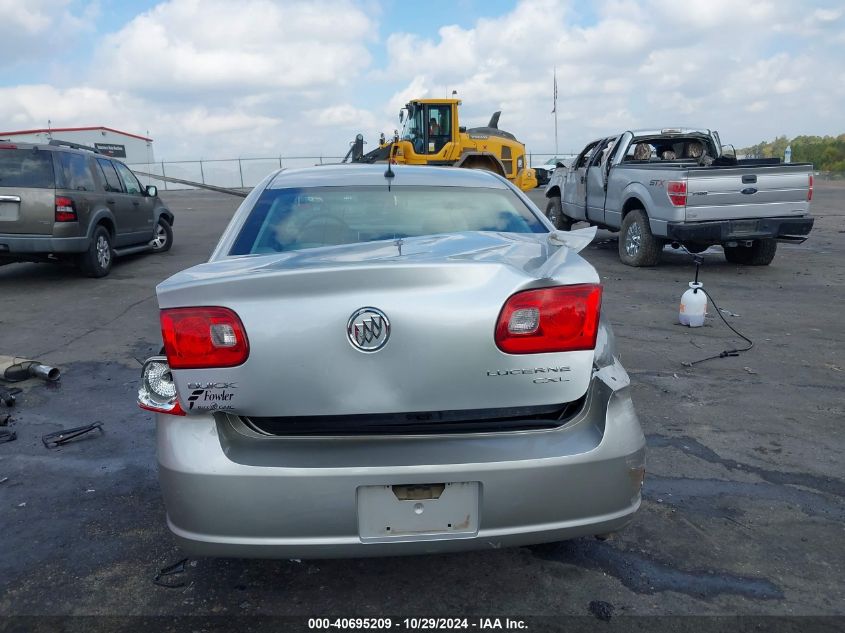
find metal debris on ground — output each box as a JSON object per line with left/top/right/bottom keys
{"left": 0, "top": 386, "right": 21, "bottom": 407}
{"left": 153, "top": 558, "right": 189, "bottom": 588}
{"left": 0, "top": 428, "right": 16, "bottom": 443}
{"left": 41, "top": 422, "right": 103, "bottom": 448}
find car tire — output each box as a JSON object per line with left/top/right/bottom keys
{"left": 78, "top": 225, "right": 113, "bottom": 278}
{"left": 723, "top": 238, "right": 777, "bottom": 266}
{"left": 618, "top": 209, "right": 662, "bottom": 267}
{"left": 545, "top": 196, "right": 573, "bottom": 231}
{"left": 150, "top": 218, "right": 173, "bottom": 253}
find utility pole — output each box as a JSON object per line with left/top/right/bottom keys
{"left": 552, "top": 67, "right": 559, "bottom": 156}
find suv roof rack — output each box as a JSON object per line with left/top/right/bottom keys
{"left": 48, "top": 139, "right": 103, "bottom": 154}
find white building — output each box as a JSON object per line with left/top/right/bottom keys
{"left": 0, "top": 126, "right": 154, "bottom": 163}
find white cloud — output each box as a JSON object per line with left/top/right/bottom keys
{"left": 95, "top": 0, "right": 375, "bottom": 96}
{"left": 1, "top": 0, "right": 844, "bottom": 162}
{"left": 0, "top": 0, "right": 97, "bottom": 67}
{"left": 0, "top": 85, "right": 129, "bottom": 128}
{"left": 308, "top": 105, "right": 377, "bottom": 130}
{"left": 379, "top": 0, "right": 845, "bottom": 155}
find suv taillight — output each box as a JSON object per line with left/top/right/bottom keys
{"left": 495, "top": 284, "right": 602, "bottom": 354}
{"left": 55, "top": 196, "right": 77, "bottom": 222}
{"left": 808, "top": 174, "right": 813, "bottom": 201}
{"left": 160, "top": 306, "right": 250, "bottom": 369}
{"left": 667, "top": 180, "right": 687, "bottom": 207}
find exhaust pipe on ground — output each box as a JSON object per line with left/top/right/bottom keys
{"left": 0, "top": 356, "right": 61, "bottom": 382}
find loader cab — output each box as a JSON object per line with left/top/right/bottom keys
{"left": 400, "top": 101, "right": 454, "bottom": 156}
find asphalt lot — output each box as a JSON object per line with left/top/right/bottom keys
{"left": 0, "top": 181, "right": 843, "bottom": 621}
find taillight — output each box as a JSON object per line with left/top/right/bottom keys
{"left": 667, "top": 180, "right": 687, "bottom": 207}
{"left": 495, "top": 284, "right": 602, "bottom": 354}
{"left": 138, "top": 357, "right": 186, "bottom": 416}
{"left": 55, "top": 196, "right": 77, "bottom": 222}
{"left": 808, "top": 174, "right": 813, "bottom": 201}
{"left": 160, "top": 306, "right": 250, "bottom": 369}
{"left": 0, "top": 144, "right": 18, "bottom": 149}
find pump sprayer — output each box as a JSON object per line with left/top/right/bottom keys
{"left": 679, "top": 256, "right": 707, "bottom": 327}
{"left": 678, "top": 255, "right": 755, "bottom": 366}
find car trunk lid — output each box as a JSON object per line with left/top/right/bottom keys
{"left": 157, "top": 232, "right": 600, "bottom": 418}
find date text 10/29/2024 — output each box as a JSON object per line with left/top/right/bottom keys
{"left": 308, "top": 618, "right": 528, "bottom": 630}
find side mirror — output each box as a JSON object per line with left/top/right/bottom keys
{"left": 399, "top": 110, "right": 405, "bottom": 123}
{"left": 145, "top": 185, "right": 158, "bottom": 197}
{"left": 721, "top": 144, "right": 736, "bottom": 158}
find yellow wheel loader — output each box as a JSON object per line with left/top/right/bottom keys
{"left": 344, "top": 99, "right": 537, "bottom": 192}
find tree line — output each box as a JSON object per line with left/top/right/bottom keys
{"left": 740, "top": 134, "right": 845, "bottom": 172}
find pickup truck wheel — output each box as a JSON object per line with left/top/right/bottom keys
{"left": 545, "top": 196, "right": 572, "bottom": 231}
{"left": 150, "top": 218, "right": 173, "bottom": 253}
{"left": 619, "top": 209, "right": 661, "bottom": 266}
{"left": 78, "top": 225, "right": 113, "bottom": 278}
{"left": 723, "top": 238, "right": 777, "bottom": 265}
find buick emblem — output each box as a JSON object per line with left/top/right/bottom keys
{"left": 347, "top": 307, "right": 390, "bottom": 352}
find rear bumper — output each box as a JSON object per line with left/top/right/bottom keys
{"left": 156, "top": 362, "right": 646, "bottom": 559}
{"left": 0, "top": 234, "right": 90, "bottom": 255}
{"left": 666, "top": 216, "right": 814, "bottom": 244}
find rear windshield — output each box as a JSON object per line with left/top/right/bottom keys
{"left": 0, "top": 149, "right": 55, "bottom": 189}
{"left": 229, "top": 185, "right": 546, "bottom": 255}
{"left": 624, "top": 136, "right": 717, "bottom": 161}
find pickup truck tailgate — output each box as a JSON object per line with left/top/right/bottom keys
{"left": 685, "top": 164, "right": 811, "bottom": 221}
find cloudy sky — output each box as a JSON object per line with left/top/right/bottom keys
{"left": 1, "top": 0, "right": 843, "bottom": 161}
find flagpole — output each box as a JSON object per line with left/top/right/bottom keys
{"left": 553, "top": 67, "right": 559, "bottom": 156}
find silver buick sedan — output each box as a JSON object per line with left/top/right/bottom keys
{"left": 138, "top": 164, "right": 645, "bottom": 558}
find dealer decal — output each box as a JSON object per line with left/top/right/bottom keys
{"left": 186, "top": 382, "right": 238, "bottom": 411}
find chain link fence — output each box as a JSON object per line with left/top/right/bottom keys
{"left": 128, "top": 156, "right": 344, "bottom": 191}
{"left": 129, "top": 153, "right": 582, "bottom": 192}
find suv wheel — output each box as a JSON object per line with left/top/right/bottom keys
{"left": 723, "top": 238, "right": 777, "bottom": 266}
{"left": 618, "top": 209, "right": 662, "bottom": 266}
{"left": 79, "top": 226, "right": 113, "bottom": 278}
{"left": 545, "top": 196, "right": 573, "bottom": 231}
{"left": 150, "top": 218, "right": 173, "bottom": 253}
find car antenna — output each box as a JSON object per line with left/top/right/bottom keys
{"left": 384, "top": 160, "right": 395, "bottom": 191}
{"left": 384, "top": 140, "right": 396, "bottom": 191}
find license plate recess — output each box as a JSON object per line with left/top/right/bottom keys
{"left": 357, "top": 482, "right": 479, "bottom": 543}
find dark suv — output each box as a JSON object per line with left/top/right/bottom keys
{"left": 0, "top": 140, "right": 174, "bottom": 277}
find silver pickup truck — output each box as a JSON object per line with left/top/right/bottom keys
{"left": 544, "top": 128, "right": 814, "bottom": 266}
